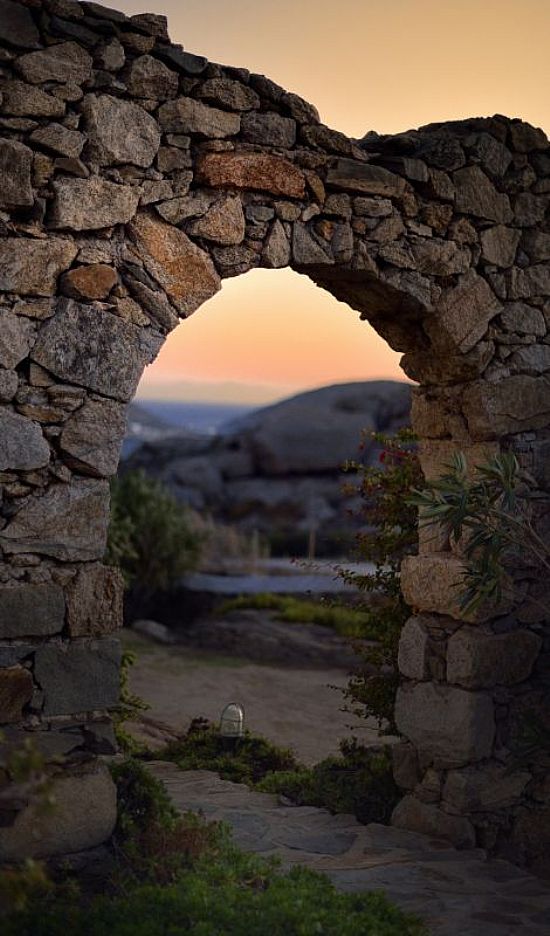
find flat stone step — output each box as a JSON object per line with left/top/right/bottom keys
{"left": 148, "top": 761, "right": 550, "bottom": 936}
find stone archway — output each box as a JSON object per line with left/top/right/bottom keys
{"left": 0, "top": 0, "right": 548, "bottom": 869}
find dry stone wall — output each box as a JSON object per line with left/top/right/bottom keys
{"left": 0, "top": 0, "right": 548, "bottom": 870}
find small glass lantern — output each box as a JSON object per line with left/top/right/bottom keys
{"left": 220, "top": 702, "right": 245, "bottom": 740}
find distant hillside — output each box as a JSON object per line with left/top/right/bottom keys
{"left": 124, "top": 381, "right": 411, "bottom": 555}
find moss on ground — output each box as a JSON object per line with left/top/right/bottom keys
{"left": 220, "top": 593, "right": 378, "bottom": 638}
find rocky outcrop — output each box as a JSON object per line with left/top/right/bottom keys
{"left": 125, "top": 381, "right": 411, "bottom": 545}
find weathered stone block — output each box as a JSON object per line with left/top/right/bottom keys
{"left": 0, "top": 409, "right": 50, "bottom": 471}
{"left": 443, "top": 764, "right": 530, "bottom": 813}
{"left": 126, "top": 54, "right": 178, "bottom": 99}
{"left": 49, "top": 177, "right": 140, "bottom": 230}
{"left": 81, "top": 94, "right": 161, "bottom": 168}
{"left": 30, "top": 123, "right": 85, "bottom": 159}
{"left": 34, "top": 637, "right": 121, "bottom": 716}
{"left": 293, "top": 222, "right": 334, "bottom": 266}
{"left": 0, "top": 310, "right": 35, "bottom": 368}
{"left": 32, "top": 299, "right": 163, "bottom": 401}
{"left": 447, "top": 626, "right": 541, "bottom": 688}
{"left": 500, "top": 302, "right": 546, "bottom": 336}
{"left": 240, "top": 111, "right": 296, "bottom": 147}
{"left": 260, "top": 219, "right": 289, "bottom": 269}
{"left": 419, "top": 440, "right": 500, "bottom": 481}
{"left": 0, "top": 0, "right": 40, "bottom": 49}
{"left": 0, "top": 665, "right": 33, "bottom": 724}
{"left": 462, "top": 374, "right": 550, "bottom": 439}
{"left": 401, "top": 554, "right": 500, "bottom": 622}
{"left": 158, "top": 97, "right": 240, "bottom": 138}
{"left": 428, "top": 270, "right": 501, "bottom": 353}
{"left": 60, "top": 397, "right": 126, "bottom": 476}
{"left": 0, "top": 764, "right": 117, "bottom": 859}
{"left": 391, "top": 741, "right": 421, "bottom": 791}
{"left": 15, "top": 41, "right": 92, "bottom": 84}
{"left": 326, "top": 159, "right": 406, "bottom": 197}
{"left": 187, "top": 195, "right": 245, "bottom": 246}
{"left": 0, "top": 368, "right": 18, "bottom": 402}
{"left": 0, "top": 478, "right": 110, "bottom": 561}
{"left": 395, "top": 682, "right": 495, "bottom": 767}
{"left": 480, "top": 225, "right": 520, "bottom": 267}
{"left": 196, "top": 153, "right": 305, "bottom": 198}
{"left": 128, "top": 211, "right": 221, "bottom": 317}
{"left": 454, "top": 165, "right": 512, "bottom": 222}
{"left": 397, "top": 615, "right": 430, "bottom": 680}
{"left": 197, "top": 78, "right": 260, "bottom": 112}
{"left": 0, "top": 138, "right": 33, "bottom": 209}
{"left": 60, "top": 263, "right": 117, "bottom": 301}
{"left": 0, "top": 238, "right": 78, "bottom": 296}
{"left": 0, "top": 80, "right": 66, "bottom": 117}
{"left": 0, "top": 582, "right": 65, "bottom": 639}
{"left": 391, "top": 795, "right": 475, "bottom": 848}
{"left": 411, "top": 238, "right": 469, "bottom": 276}
{"left": 65, "top": 563, "right": 123, "bottom": 637}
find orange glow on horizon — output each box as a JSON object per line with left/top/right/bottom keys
{"left": 139, "top": 269, "right": 406, "bottom": 398}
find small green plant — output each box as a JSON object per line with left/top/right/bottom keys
{"left": 158, "top": 721, "right": 398, "bottom": 825}
{"left": 106, "top": 469, "right": 202, "bottom": 594}
{"left": 112, "top": 651, "right": 150, "bottom": 754}
{"left": 220, "top": 593, "right": 376, "bottom": 637}
{"left": 340, "top": 429, "right": 421, "bottom": 732}
{"left": 257, "top": 740, "right": 399, "bottom": 825}
{"left": 408, "top": 451, "right": 550, "bottom": 615}
{"left": 160, "top": 718, "right": 299, "bottom": 785}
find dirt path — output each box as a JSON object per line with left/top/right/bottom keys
{"left": 123, "top": 631, "right": 390, "bottom": 765}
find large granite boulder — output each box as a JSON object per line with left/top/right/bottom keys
{"left": 124, "top": 380, "right": 411, "bottom": 545}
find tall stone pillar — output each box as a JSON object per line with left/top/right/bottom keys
{"left": 393, "top": 379, "right": 549, "bottom": 873}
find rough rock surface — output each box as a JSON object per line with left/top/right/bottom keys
{"left": 0, "top": 238, "right": 78, "bottom": 295}
{"left": 0, "top": 765, "right": 117, "bottom": 860}
{"left": 125, "top": 381, "right": 412, "bottom": 539}
{"left": 50, "top": 177, "right": 140, "bottom": 230}
{"left": 0, "top": 408, "right": 50, "bottom": 470}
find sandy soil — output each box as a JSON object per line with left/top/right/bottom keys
{"left": 123, "top": 630, "right": 391, "bottom": 765}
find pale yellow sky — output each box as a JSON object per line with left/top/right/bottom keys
{"left": 117, "top": 0, "right": 549, "bottom": 401}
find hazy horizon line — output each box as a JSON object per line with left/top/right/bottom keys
{"left": 136, "top": 375, "right": 410, "bottom": 406}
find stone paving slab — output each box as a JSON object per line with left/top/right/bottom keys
{"left": 148, "top": 762, "right": 550, "bottom": 936}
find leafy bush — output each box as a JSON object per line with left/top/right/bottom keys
{"left": 160, "top": 718, "right": 299, "bottom": 785}
{"left": 4, "top": 864, "right": 425, "bottom": 936}
{"left": 3, "top": 757, "right": 425, "bottom": 936}
{"left": 220, "top": 593, "right": 376, "bottom": 637}
{"left": 257, "top": 740, "right": 399, "bottom": 825}
{"left": 340, "top": 430, "right": 421, "bottom": 732}
{"left": 409, "top": 451, "right": 550, "bottom": 615}
{"left": 106, "top": 469, "right": 202, "bottom": 593}
{"left": 159, "top": 721, "right": 398, "bottom": 825}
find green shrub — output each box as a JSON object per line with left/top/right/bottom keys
{"left": 3, "top": 757, "right": 425, "bottom": 936}
{"left": 160, "top": 718, "right": 299, "bottom": 785}
{"left": 105, "top": 469, "right": 202, "bottom": 593}
{"left": 257, "top": 740, "right": 399, "bottom": 825}
{"left": 4, "top": 864, "right": 425, "bottom": 936}
{"left": 159, "top": 721, "right": 398, "bottom": 825}
{"left": 408, "top": 450, "right": 550, "bottom": 615}
{"left": 341, "top": 430, "right": 421, "bottom": 733}
{"left": 220, "top": 593, "right": 376, "bottom": 637}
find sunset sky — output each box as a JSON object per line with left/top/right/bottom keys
{"left": 116, "top": 0, "right": 550, "bottom": 402}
